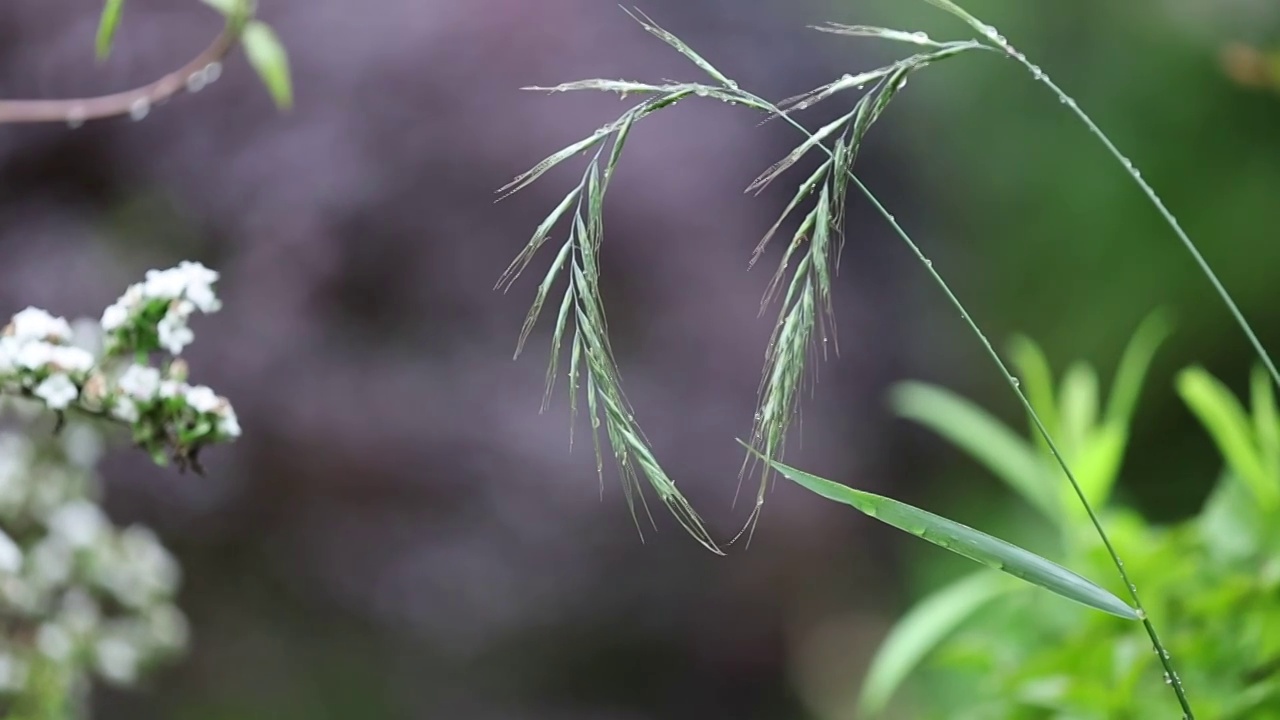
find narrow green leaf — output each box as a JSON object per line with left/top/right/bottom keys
{"left": 891, "top": 381, "right": 1058, "bottom": 520}
{"left": 622, "top": 8, "right": 738, "bottom": 89}
{"left": 498, "top": 133, "right": 606, "bottom": 200}
{"left": 1068, "top": 422, "right": 1128, "bottom": 512}
{"left": 1177, "top": 366, "right": 1276, "bottom": 508}
{"left": 859, "top": 571, "right": 1020, "bottom": 716}
{"left": 496, "top": 185, "right": 582, "bottom": 291}
{"left": 515, "top": 239, "right": 573, "bottom": 358}
{"left": 199, "top": 0, "right": 239, "bottom": 16}
{"left": 776, "top": 66, "right": 897, "bottom": 115}
{"left": 1105, "top": 310, "right": 1173, "bottom": 427}
{"left": 748, "top": 447, "right": 1137, "bottom": 620}
{"left": 95, "top": 0, "right": 126, "bottom": 60}
{"left": 1252, "top": 364, "right": 1280, "bottom": 482}
{"left": 750, "top": 159, "right": 831, "bottom": 269}
{"left": 1009, "top": 335, "right": 1059, "bottom": 453}
{"left": 524, "top": 79, "right": 674, "bottom": 96}
{"left": 242, "top": 20, "right": 294, "bottom": 110}
{"left": 811, "top": 23, "right": 950, "bottom": 48}
{"left": 1059, "top": 361, "right": 1099, "bottom": 456}
{"left": 747, "top": 109, "right": 856, "bottom": 194}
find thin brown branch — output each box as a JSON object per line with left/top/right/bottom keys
{"left": 0, "top": 21, "right": 243, "bottom": 125}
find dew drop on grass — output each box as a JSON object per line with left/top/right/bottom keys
{"left": 1010, "top": 376, "right": 1021, "bottom": 388}
{"left": 910, "top": 31, "right": 930, "bottom": 43}
{"left": 66, "top": 107, "right": 86, "bottom": 129}
{"left": 129, "top": 98, "right": 150, "bottom": 121}
{"left": 186, "top": 72, "right": 207, "bottom": 93}
{"left": 203, "top": 61, "right": 222, "bottom": 84}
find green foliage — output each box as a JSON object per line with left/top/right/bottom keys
{"left": 748, "top": 447, "right": 1136, "bottom": 619}
{"left": 856, "top": 320, "right": 1280, "bottom": 718}
{"left": 241, "top": 20, "right": 294, "bottom": 110}
{"left": 95, "top": 0, "right": 126, "bottom": 60}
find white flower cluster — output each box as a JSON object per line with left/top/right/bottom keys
{"left": 0, "top": 422, "right": 188, "bottom": 698}
{"left": 101, "top": 261, "right": 221, "bottom": 356}
{"left": 0, "top": 308, "right": 97, "bottom": 411}
{"left": 1, "top": 261, "right": 240, "bottom": 468}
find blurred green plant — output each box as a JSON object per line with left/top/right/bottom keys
{"left": 832, "top": 320, "right": 1280, "bottom": 718}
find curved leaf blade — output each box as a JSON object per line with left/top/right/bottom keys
{"left": 859, "top": 571, "right": 1020, "bottom": 716}
{"left": 95, "top": 0, "right": 126, "bottom": 60}
{"left": 243, "top": 20, "right": 294, "bottom": 110}
{"left": 744, "top": 445, "right": 1138, "bottom": 620}
{"left": 1105, "top": 310, "right": 1173, "bottom": 427}
{"left": 1177, "top": 366, "right": 1276, "bottom": 508}
{"left": 891, "top": 381, "right": 1058, "bottom": 520}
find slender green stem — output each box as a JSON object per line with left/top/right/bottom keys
{"left": 732, "top": 86, "right": 1194, "bottom": 717}
{"left": 930, "top": 0, "right": 1280, "bottom": 392}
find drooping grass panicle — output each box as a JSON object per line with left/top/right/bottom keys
{"left": 498, "top": 83, "right": 725, "bottom": 552}
{"left": 503, "top": 9, "right": 989, "bottom": 543}
{"left": 733, "top": 44, "right": 981, "bottom": 523}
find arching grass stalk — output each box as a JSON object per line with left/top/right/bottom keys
{"left": 505, "top": 11, "right": 1192, "bottom": 713}
{"left": 740, "top": 88, "right": 1196, "bottom": 718}
{"left": 925, "top": 0, "right": 1280, "bottom": 395}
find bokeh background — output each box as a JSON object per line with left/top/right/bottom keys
{"left": 1, "top": 0, "right": 1278, "bottom": 717}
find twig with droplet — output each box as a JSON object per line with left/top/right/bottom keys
{"left": 0, "top": 5, "right": 247, "bottom": 126}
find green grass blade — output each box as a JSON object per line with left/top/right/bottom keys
{"left": 859, "top": 571, "right": 1020, "bottom": 716}
{"left": 95, "top": 0, "right": 126, "bottom": 60}
{"left": 1177, "top": 366, "right": 1276, "bottom": 508}
{"left": 1008, "top": 335, "right": 1060, "bottom": 452}
{"left": 1105, "top": 310, "right": 1174, "bottom": 427}
{"left": 497, "top": 133, "right": 608, "bottom": 200}
{"left": 1069, "top": 421, "right": 1127, "bottom": 512}
{"left": 242, "top": 20, "right": 294, "bottom": 110}
{"left": 811, "top": 23, "right": 949, "bottom": 48}
{"left": 747, "top": 110, "right": 856, "bottom": 194}
{"left": 497, "top": 185, "right": 582, "bottom": 291}
{"left": 929, "top": 0, "right": 1280, "bottom": 399}
{"left": 1058, "top": 361, "right": 1099, "bottom": 457}
{"left": 891, "top": 381, "right": 1057, "bottom": 520}
{"left": 1252, "top": 365, "right": 1280, "bottom": 481}
{"left": 622, "top": 8, "right": 738, "bottom": 88}
{"left": 748, "top": 446, "right": 1138, "bottom": 620}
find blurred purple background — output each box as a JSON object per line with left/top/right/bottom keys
{"left": 1, "top": 1, "right": 929, "bottom": 718}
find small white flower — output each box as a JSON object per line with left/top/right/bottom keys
{"left": 159, "top": 380, "right": 182, "bottom": 398}
{"left": 61, "top": 589, "right": 101, "bottom": 635}
{"left": 35, "top": 373, "right": 78, "bottom": 410}
{"left": 0, "top": 650, "right": 28, "bottom": 691}
{"left": 9, "top": 306, "right": 72, "bottom": 342}
{"left": 0, "top": 337, "right": 19, "bottom": 374}
{"left": 96, "top": 635, "right": 141, "bottom": 685}
{"left": 0, "top": 528, "right": 22, "bottom": 574}
{"left": 101, "top": 301, "right": 131, "bottom": 332}
{"left": 48, "top": 345, "right": 95, "bottom": 374}
{"left": 185, "top": 282, "right": 221, "bottom": 313}
{"left": 36, "top": 623, "right": 74, "bottom": 661}
{"left": 184, "top": 385, "right": 221, "bottom": 413}
{"left": 27, "top": 537, "right": 73, "bottom": 587}
{"left": 15, "top": 341, "right": 53, "bottom": 370}
{"left": 111, "top": 397, "right": 140, "bottom": 423}
{"left": 218, "top": 408, "right": 242, "bottom": 438}
{"left": 47, "top": 500, "right": 108, "bottom": 548}
{"left": 157, "top": 312, "right": 194, "bottom": 355}
{"left": 147, "top": 605, "right": 190, "bottom": 650}
{"left": 142, "top": 268, "right": 187, "bottom": 300}
{"left": 118, "top": 365, "right": 162, "bottom": 400}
